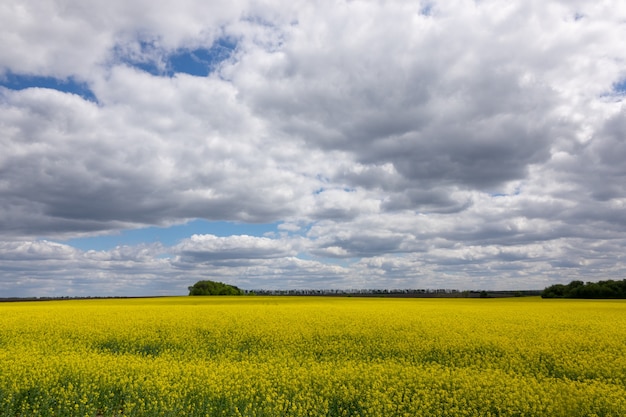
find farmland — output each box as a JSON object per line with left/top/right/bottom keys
{"left": 1, "top": 296, "right": 625, "bottom": 416}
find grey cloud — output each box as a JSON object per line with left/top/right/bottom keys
{"left": 381, "top": 189, "right": 473, "bottom": 214}
{"left": 307, "top": 215, "right": 430, "bottom": 258}
{"left": 2, "top": 0, "right": 626, "bottom": 296}
{"left": 377, "top": 116, "right": 552, "bottom": 189}
{"left": 516, "top": 110, "right": 626, "bottom": 236}
{"left": 0, "top": 76, "right": 317, "bottom": 238}
{"left": 585, "top": 112, "right": 626, "bottom": 201}
{"left": 336, "top": 163, "right": 403, "bottom": 191}
{"left": 229, "top": 2, "right": 565, "bottom": 196}
{"left": 305, "top": 188, "right": 368, "bottom": 221}
{"left": 312, "top": 238, "right": 402, "bottom": 259}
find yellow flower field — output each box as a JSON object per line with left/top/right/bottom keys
{"left": 1, "top": 296, "right": 625, "bottom": 416}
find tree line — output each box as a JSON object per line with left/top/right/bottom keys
{"left": 541, "top": 279, "right": 626, "bottom": 299}
{"left": 187, "top": 281, "right": 541, "bottom": 298}
{"left": 189, "top": 279, "right": 626, "bottom": 299}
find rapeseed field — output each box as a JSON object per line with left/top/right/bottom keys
{"left": 0, "top": 296, "right": 625, "bottom": 416}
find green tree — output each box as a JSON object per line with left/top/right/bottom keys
{"left": 542, "top": 279, "right": 626, "bottom": 299}
{"left": 188, "top": 280, "right": 243, "bottom": 296}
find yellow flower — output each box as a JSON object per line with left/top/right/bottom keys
{"left": 0, "top": 296, "right": 625, "bottom": 416}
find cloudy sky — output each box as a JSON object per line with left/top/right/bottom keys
{"left": 1, "top": 0, "right": 625, "bottom": 297}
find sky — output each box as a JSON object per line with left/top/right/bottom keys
{"left": 1, "top": 0, "right": 626, "bottom": 297}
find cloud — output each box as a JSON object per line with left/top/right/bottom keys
{"left": 0, "top": 240, "right": 79, "bottom": 261}
{"left": 173, "top": 234, "right": 297, "bottom": 262}
{"left": 0, "top": 0, "right": 248, "bottom": 79}
{"left": 0, "top": 240, "right": 173, "bottom": 297}
{"left": 0, "top": 72, "right": 319, "bottom": 237}
{"left": 2, "top": 0, "right": 626, "bottom": 296}
{"left": 229, "top": 1, "right": 570, "bottom": 192}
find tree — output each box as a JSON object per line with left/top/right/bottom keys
{"left": 541, "top": 279, "right": 626, "bottom": 299}
{"left": 188, "top": 280, "right": 243, "bottom": 296}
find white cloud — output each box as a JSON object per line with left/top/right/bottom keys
{"left": 0, "top": 0, "right": 250, "bottom": 79}
{"left": 2, "top": 0, "right": 626, "bottom": 295}
{"left": 174, "top": 234, "right": 297, "bottom": 261}
{"left": 0, "top": 240, "right": 79, "bottom": 261}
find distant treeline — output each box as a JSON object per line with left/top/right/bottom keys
{"left": 245, "top": 289, "right": 542, "bottom": 298}
{"left": 0, "top": 296, "right": 170, "bottom": 303}
{"left": 542, "top": 279, "right": 626, "bottom": 299}
{"left": 1, "top": 289, "right": 542, "bottom": 302}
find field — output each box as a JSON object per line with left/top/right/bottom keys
{"left": 1, "top": 296, "right": 625, "bottom": 416}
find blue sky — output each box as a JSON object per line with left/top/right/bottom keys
{"left": 61, "top": 220, "right": 281, "bottom": 251}
{"left": 1, "top": 0, "right": 626, "bottom": 297}
{"left": 1, "top": 40, "right": 237, "bottom": 99}
{"left": 1, "top": 72, "right": 97, "bottom": 101}
{"left": 114, "top": 38, "right": 237, "bottom": 78}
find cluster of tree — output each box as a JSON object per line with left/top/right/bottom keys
{"left": 542, "top": 279, "right": 626, "bottom": 299}
{"left": 188, "top": 280, "right": 243, "bottom": 296}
